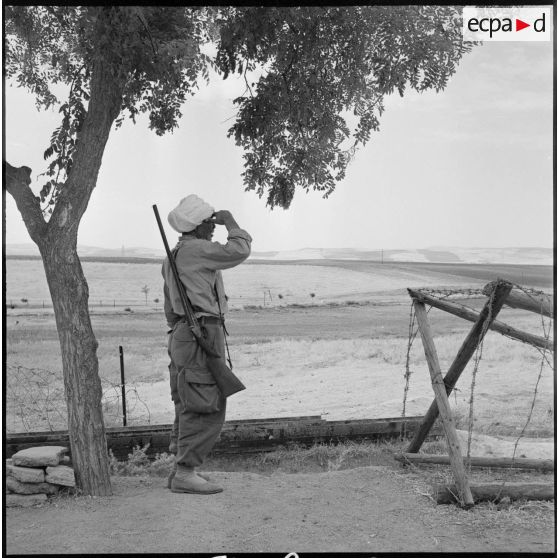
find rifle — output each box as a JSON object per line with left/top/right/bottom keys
{"left": 153, "top": 204, "right": 246, "bottom": 398}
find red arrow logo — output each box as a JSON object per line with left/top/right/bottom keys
{"left": 516, "top": 18, "right": 530, "bottom": 31}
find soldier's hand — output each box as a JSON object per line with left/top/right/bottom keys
{"left": 212, "top": 210, "right": 240, "bottom": 231}
{"left": 212, "top": 210, "right": 233, "bottom": 225}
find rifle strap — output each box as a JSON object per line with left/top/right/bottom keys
{"left": 172, "top": 246, "right": 196, "bottom": 325}
{"left": 216, "top": 284, "right": 233, "bottom": 371}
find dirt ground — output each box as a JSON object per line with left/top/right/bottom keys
{"left": 5, "top": 465, "right": 555, "bottom": 555}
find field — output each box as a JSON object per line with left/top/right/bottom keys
{"left": 5, "top": 257, "right": 554, "bottom": 445}
{"left": 5, "top": 258, "right": 555, "bottom": 554}
{"left": 5, "top": 256, "right": 553, "bottom": 308}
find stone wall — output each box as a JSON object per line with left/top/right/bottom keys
{"left": 6, "top": 446, "right": 76, "bottom": 507}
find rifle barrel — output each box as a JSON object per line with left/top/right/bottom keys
{"left": 152, "top": 204, "right": 245, "bottom": 396}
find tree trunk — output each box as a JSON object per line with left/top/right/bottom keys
{"left": 40, "top": 240, "right": 112, "bottom": 495}
{"left": 5, "top": 29, "right": 124, "bottom": 494}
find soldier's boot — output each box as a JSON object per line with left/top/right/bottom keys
{"left": 167, "top": 461, "right": 211, "bottom": 489}
{"left": 171, "top": 465, "right": 223, "bottom": 495}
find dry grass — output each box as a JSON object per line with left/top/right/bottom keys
{"left": 108, "top": 438, "right": 402, "bottom": 478}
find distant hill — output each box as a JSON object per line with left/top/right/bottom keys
{"left": 5, "top": 243, "right": 553, "bottom": 265}
{"left": 248, "top": 246, "right": 553, "bottom": 265}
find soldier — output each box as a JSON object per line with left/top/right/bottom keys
{"left": 162, "top": 194, "right": 252, "bottom": 494}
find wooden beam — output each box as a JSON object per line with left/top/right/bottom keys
{"left": 407, "top": 288, "right": 552, "bottom": 351}
{"left": 5, "top": 415, "right": 439, "bottom": 461}
{"left": 407, "top": 280, "right": 513, "bottom": 454}
{"left": 434, "top": 482, "right": 554, "bottom": 504}
{"left": 395, "top": 453, "right": 554, "bottom": 472}
{"left": 483, "top": 282, "right": 553, "bottom": 318}
{"left": 413, "top": 301, "right": 474, "bottom": 508}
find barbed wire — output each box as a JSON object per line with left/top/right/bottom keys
{"left": 99, "top": 375, "right": 152, "bottom": 427}
{"left": 465, "top": 285, "right": 496, "bottom": 467}
{"left": 402, "top": 288, "right": 456, "bottom": 418}
{"left": 403, "top": 280, "right": 555, "bottom": 502}
{"left": 416, "top": 284, "right": 553, "bottom": 352}
{"left": 493, "top": 283, "right": 554, "bottom": 499}
{"left": 402, "top": 303, "right": 417, "bottom": 418}
{"left": 418, "top": 287, "right": 486, "bottom": 299}
{"left": 6, "top": 365, "right": 153, "bottom": 433}
{"left": 6, "top": 366, "right": 67, "bottom": 432}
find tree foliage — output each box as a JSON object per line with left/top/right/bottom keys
{"left": 5, "top": 5, "right": 216, "bottom": 214}
{"left": 216, "top": 6, "right": 471, "bottom": 208}
{"left": 6, "top": 6, "right": 472, "bottom": 214}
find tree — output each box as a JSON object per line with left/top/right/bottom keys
{"left": 4, "top": 6, "right": 473, "bottom": 495}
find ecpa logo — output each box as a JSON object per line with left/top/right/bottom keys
{"left": 463, "top": 7, "right": 551, "bottom": 42}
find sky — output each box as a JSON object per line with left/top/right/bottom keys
{"left": 4, "top": 27, "right": 554, "bottom": 253}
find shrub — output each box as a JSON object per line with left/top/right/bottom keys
{"left": 109, "top": 445, "right": 175, "bottom": 477}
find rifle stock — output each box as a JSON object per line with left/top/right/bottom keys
{"left": 153, "top": 204, "right": 246, "bottom": 398}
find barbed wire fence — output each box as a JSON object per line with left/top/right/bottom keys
{"left": 6, "top": 289, "right": 362, "bottom": 312}
{"left": 402, "top": 284, "right": 554, "bottom": 422}
{"left": 6, "top": 365, "right": 152, "bottom": 433}
{"left": 401, "top": 282, "right": 554, "bottom": 492}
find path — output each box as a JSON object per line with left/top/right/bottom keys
{"left": 6, "top": 466, "right": 554, "bottom": 554}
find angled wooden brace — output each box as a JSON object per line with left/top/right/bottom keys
{"left": 412, "top": 300, "right": 475, "bottom": 507}
{"left": 407, "top": 279, "right": 513, "bottom": 455}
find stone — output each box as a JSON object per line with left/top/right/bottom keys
{"left": 6, "top": 460, "right": 45, "bottom": 483}
{"left": 11, "top": 446, "right": 68, "bottom": 468}
{"left": 5, "top": 493, "right": 48, "bottom": 507}
{"left": 45, "top": 464, "right": 76, "bottom": 487}
{"left": 6, "top": 476, "right": 59, "bottom": 495}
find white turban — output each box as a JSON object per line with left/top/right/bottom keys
{"left": 167, "top": 194, "right": 215, "bottom": 233}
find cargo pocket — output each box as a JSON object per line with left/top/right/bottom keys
{"left": 178, "top": 367, "right": 221, "bottom": 414}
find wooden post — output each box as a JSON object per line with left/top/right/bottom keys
{"left": 407, "top": 280, "right": 514, "bottom": 454}
{"left": 483, "top": 282, "right": 553, "bottom": 318}
{"left": 413, "top": 301, "right": 474, "bottom": 507}
{"left": 119, "top": 346, "right": 127, "bottom": 427}
{"left": 395, "top": 453, "right": 554, "bottom": 472}
{"left": 407, "top": 288, "right": 552, "bottom": 351}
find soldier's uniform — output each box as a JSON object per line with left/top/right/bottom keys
{"left": 162, "top": 195, "right": 251, "bottom": 493}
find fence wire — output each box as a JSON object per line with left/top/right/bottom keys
{"left": 402, "top": 282, "right": 555, "bottom": 502}
{"left": 6, "top": 365, "right": 152, "bottom": 433}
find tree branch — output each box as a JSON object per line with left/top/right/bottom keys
{"left": 136, "top": 12, "right": 157, "bottom": 56}
{"left": 49, "top": 54, "right": 124, "bottom": 238}
{"left": 4, "top": 161, "right": 48, "bottom": 245}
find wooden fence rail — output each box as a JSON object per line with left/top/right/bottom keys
{"left": 407, "top": 288, "right": 552, "bottom": 351}
{"left": 482, "top": 282, "right": 553, "bottom": 318}
{"left": 395, "top": 453, "right": 554, "bottom": 471}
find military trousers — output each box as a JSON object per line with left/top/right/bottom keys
{"left": 168, "top": 319, "right": 227, "bottom": 467}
